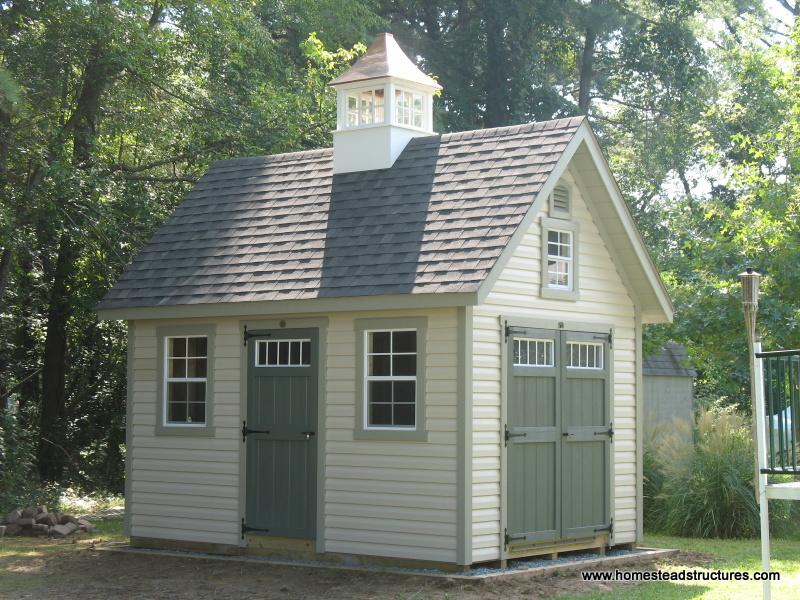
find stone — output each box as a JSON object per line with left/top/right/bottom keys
{"left": 0, "top": 525, "right": 6, "bottom": 537}
{"left": 59, "top": 514, "right": 80, "bottom": 526}
{"left": 4, "top": 523, "right": 21, "bottom": 536}
{"left": 50, "top": 523, "right": 78, "bottom": 537}
{"left": 31, "top": 523, "right": 48, "bottom": 535}
{"left": 76, "top": 519, "right": 94, "bottom": 533}
{"left": 36, "top": 513, "right": 58, "bottom": 526}
{"left": 21, "top": 507, "right": 37, "bottom": 519}
{"left": 18, "top": 517, "right": 35, "bottom": 527}
{"left": 35, "top": 505, "right": 47, "bottom": 514}
{"left": 4, "top": 509, "right": 21, "bottom": 524}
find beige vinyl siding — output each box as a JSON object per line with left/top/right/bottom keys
{"left": 129, "top": 318, "right": 241, "bottom": 546}
{"left": 323, "top": 308, "right": 459, "bottom": 563}
{"left": 128, "top": 308, "right": 459, "bottom": 561}
{"left": 472, "top": 169, "right": 639, "bottom": 562}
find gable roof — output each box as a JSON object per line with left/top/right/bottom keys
{"left": 328, "top": 32, "right": 442, "bottom": 89}
{"left": 643, "top": 343, "right": 697, "bottom": 377}
{"left": 98, "top": 117, "right": 673, "bottom": 323}
{"left": 99, "top": 117, "right": 583, "bottom": 312}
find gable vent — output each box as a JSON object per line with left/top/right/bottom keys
{"left": 552, "top": 185, "right": 570, "bottom": 215}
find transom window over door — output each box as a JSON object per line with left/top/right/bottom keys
{"left": 364, "top": 330, "right": 417, "bottom": 428}
{"left": 255, "top": 339, "right": 310, "bottom": 367}
{"left": 165, "top": 336, "right": 207, "bottom": 426}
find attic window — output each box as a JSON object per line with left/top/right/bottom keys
{"left": 549, "top": 184, "right": 571, "bottom": 218}
{"left": 345, "top": 88, "right": 385, "bottom": 127}
{"left": 540, "top": 217, "right": 580, "bottom": 301}
{"left": 394, "top": 89, "right": 424, "bottom": 128}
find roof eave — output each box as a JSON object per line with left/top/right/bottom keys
{"left": 97, "top": 290, "right": 479, "bottom": 321}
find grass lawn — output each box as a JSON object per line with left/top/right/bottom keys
{"left": 565, "top": 534, "right": 800, "bottom": 600}
{"left": 2, "top": 518, "right": 800, "bottom": 599}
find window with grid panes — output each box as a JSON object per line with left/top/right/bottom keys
{"left": 164, "top": 336, "right": 207, "bottom": 425}
{"left": 364, "top": 330, "right": 417, "bottom": 428}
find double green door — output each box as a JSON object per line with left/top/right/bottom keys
{"left": 506, "top": 327, "right": 612, "bottom": 549}
{"left": 244, "top": 328, "right": 318, "bottom": 539}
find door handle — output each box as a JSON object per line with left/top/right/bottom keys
{"left": 301, "top": 431, "right": 315, "bottom": 440}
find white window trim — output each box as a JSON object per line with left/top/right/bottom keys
{"left": 363, "top": 328, "right": 418, "bottom": 431}
{"left": 513, "top": 337, "right": 555, "bottom": 367}
{"left": 338, "top": 83, "right": 388, "bottom": 130}
{"left": 162, "top": 335, "right": 208, "bottom": 428}
{"left": 255, "top": 338, "right": 311, "bottom": 367}
{"left": 540, "top": 216, "right": 580, "bottom": 301}
{"left": 567, "top": 341, "right": 604, "bottom": 370}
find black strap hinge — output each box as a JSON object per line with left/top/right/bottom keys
{"left": 242, "top": 420, "right": 270, "bottom": 442}
{"left": 241, "top": 518, "right": 269, "bottom": 539}
{"left": 593, "top": 331, "right": 612, "bottom": 348}
{"left": 243, "top": 326, "right": 270, "bottom": 347}
{"left": 594, "top": 519, "right": 613, "bottom": 536}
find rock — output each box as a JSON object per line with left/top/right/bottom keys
{"left": 31, "top": 523, "right": 48, "bottom": 535}
{"left": 36, "top": 513, "right": 58, "bottom": 526}
{"left": 4, "top": 523, "right": 21, "bottom": 536}
{"left": 77, "top": 519, "right": 94, "bottom": 533}
{"left": 50, "top": 523, "right": 78, "bottom": 537}
{"left": 4, "top": 509, "right": 21, "bottom": 524}
{"left": 0, "top": 525, "right": 6, "bottom": 537}
{"left": 35, "top": 505, "right": 47, "bottom": 514}
{"left": 18, "top": 517, "right": 35, "bottom": 527}
{"left": 21, "top": 507, "right": 37, "bottom": 519}
{"left": 59, "top": 514, "right": 80, "bottom": 526}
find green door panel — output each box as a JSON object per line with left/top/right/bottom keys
{"left": 507, "top": 327, "right": 611, "bottom": 548}
{"left": 245, "top": 328, "right": 318, "bottom": 539}
{"left": 560, "top": 330, "right": 611, "bottom": 540}
{"left": 507, "top": 328, "right": 560, "bottom": 545}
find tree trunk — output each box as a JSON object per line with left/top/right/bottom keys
{"left": 0, "top": 247, "right": 11, "bottom": 305}
{"left": 38, "top": 232, "right": 75, "bottom": 481}
{"left": 578, "top": 0, "right": 606, "bottom": 114}
{"left": 483, "top": 0, "right": 509, "bottom": 127}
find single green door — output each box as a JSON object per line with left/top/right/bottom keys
{"left": 506, "top": 327, "right": 611, "bottom": 549}
{"left": 560, "top": 331, "right": 611, "bottom": 540}
{"left": 506, "top": 328, "right": 561, "bottom": 545}
{"left": 245, "top": 328, "right": 318, "bottom": 539}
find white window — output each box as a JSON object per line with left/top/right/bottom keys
{"left": 513, "top": 338, "right": 554, "bottom": 367}
{"left": 394, "top": 88, "right": 424, "bottom": 128}
{"left": 164, "top": 336, "right": 207, "bottom": 425}
{"left": 364, "top": 329, "right": 417, "bottom": 429}
{"left": 547, "top": 229, "right": 573, "bottom": 290}
{"left": 345, "top": 88, "right": 385, "bottom": 127}
{"left": 567, "top": 342, "right": 604, "bottom": 369}
{"left": 255, "top": 339, "right": 310, "bottom": 367}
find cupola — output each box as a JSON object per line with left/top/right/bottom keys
{"left": 329, "top": 32, "right": 441, "bottom": 174}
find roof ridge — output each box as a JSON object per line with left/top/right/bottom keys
{"left": 439, "top": 116, "right": 586, "bottom": 144}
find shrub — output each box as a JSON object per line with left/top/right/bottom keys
{"left": 0, "top": 409, "right": 62, "bottom": 514}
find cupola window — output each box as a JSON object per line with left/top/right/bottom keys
{"left": 345, "top": 87, "right": 386, "bottom": 127}
{"left": 394, "top": 89, "right": 424, "bottom": 128}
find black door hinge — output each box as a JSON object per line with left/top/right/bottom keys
{"left": 504, "top": 527, "right": 525, "bottom": 548}
{"left": 241, "top": 518, "right": 269, "bottom": 539}
{"left": 594, "top": 423, "right": 614, "bottom": 440}
{"left": 504, "top": 321, "right": 510, "bottom": 343}
{"left": 504, "top": 424, "right": 525, "bottom": 447}
{"left": 243, "top": 326, "right": 270, "bottom": 347}
{"left": 242, "top": 420, "right": 270, "bottom": 442}
{"left": 594, "top": 519, "right": 613, "bottom": 537}
{"left": 593, "top": 331, "right": 612, "bottom": 348}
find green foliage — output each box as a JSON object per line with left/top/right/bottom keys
{"left": 0, "top": 410, "right": 61, "bottom": 514}
{"left": 645, "top": 405, "right": 800, "bottom": 539}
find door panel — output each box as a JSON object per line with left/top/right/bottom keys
{"left": 560, "top": 331, "right": 611, "bottom": 540}
{"left": 507, "top": 328, "right": 560, "bottom": 545}
{"left": 245, "top": 329, "right": 318, "bottom": 539}
{"left": 506, "top": 327, "right": 611, "bottom": 549}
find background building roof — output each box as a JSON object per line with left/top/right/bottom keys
{"left": 643, "top": 343, "right": 697, "bottom": 377}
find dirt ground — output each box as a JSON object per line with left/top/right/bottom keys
{"left": 0, "top": 541, "right": 712, "bottom": 600}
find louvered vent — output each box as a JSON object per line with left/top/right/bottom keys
{"left": 552, "top": 185, "right": 570, "bottom": 215}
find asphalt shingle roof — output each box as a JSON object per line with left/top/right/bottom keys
{"left": 99, "top": 116, "right": 584, "bottom": 310}
{"left": 643, "top": 343, "right": 697, "bottom": 377}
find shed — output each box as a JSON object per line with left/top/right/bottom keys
{"left": 643, "top": 343, "right": 696, "bottom": 431}
{"left": 98, "top": 33, "right": 673, "bottom": 568}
